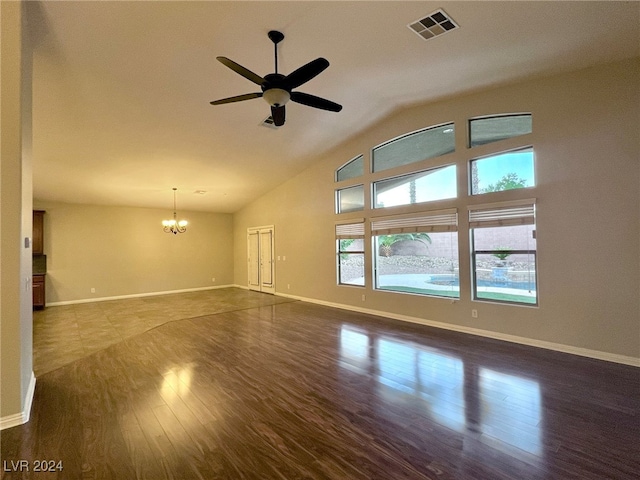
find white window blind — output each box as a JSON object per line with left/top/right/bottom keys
{"left": 468, "top": 200, "right": 535, "bottom": 228}
{"left": 371, "top": 209, "right": 457, "bottom": 234}
{"left": 335, "top": 221, "right": 365, "bottom": 239}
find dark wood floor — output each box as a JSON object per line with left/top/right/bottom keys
{"left": 2, "top": 289, "right": 639, "bottom": 479}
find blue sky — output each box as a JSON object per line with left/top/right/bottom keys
{"left": 475, "top": 150, "right": 535, "bottom": 191}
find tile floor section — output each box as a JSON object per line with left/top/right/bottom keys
{"left": 33, "top": 288, "right": 295, "bottom": 376}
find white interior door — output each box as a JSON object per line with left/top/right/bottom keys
{"left": 247, "top": 226, "right": 275, "bottom": 294}
{"left": 259, "top": 229, "right": 274, "bottom": 293}
{"left": 248, "top": 231, "right": 260, "bottom": 291}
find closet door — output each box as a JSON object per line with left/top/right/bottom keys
{"left": 259, "top": 229, "right": 275, "bottom": 294}
{"left": 247, "top": 230, "right": 261, "bottom": 291}
{"left": 247, "top": 226, "right": 275, "bottom": 294}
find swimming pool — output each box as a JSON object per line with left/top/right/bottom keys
{"left": 429, "top": 274, "right": 536, "bottom": 291}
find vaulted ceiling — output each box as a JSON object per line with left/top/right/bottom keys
{"left": 29, "top": 1, "right": 639, "bottom": 213}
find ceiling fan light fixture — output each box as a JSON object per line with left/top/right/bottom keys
{"left": 262, "top": 88, "right": 290, "bottom": 107}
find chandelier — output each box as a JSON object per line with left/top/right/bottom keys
{"left": 162, "top": 188, "right": 187, "bottom": 234}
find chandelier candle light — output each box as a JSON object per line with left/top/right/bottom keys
{"left": 162, "top": 188, "right": 188, "bottom": 234}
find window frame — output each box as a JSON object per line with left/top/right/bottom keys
{"left": 330, "top": 113, "right": 538, "bottom": 308}
{"left": 470, "top": 241, "right": 538, "bottom": 307}
{"left": 469, "top": 146, "right": 535, "bottom": 196}
{"left": 336, "top": 221, "right": 365, "bottom": 287}
{"left": 335, "top": 184, "right": 365, "bottom": 214}
{"left": 372, "top": 163, "right": 457, "bottom": 210}
{"left": 468, "top": 113, "right": 532, "bottom": 148}
{"left": 371, "top": 209, "right": 459, "bottom": 299}
{"left": 468, "top": 201, "right": 538, "bottom": 306}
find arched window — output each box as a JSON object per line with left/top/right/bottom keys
{"left": 372, "top": 123, "right": 454, "bottom": 173}
{"left": 336, "top": 154, "right": 363, "bottom": 182}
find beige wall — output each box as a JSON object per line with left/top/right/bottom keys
{"left": 234, "top": 58, "right": 640, "bottom": 360}
{"left": 33, "top": 202, "right": 234, "bottom": 303}
{"left": 1, "top": 0, "right": 34, "bottom": 422}
{"left": 20, "top": 0, "right": 34, "bottom": 411}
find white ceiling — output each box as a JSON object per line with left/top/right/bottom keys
{"left": 29, "top": 1, "right": 639, "bottom": 213}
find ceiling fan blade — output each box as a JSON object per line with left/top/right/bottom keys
{"left": 216, "top": 57, "right": 264, "bottom": 85}
{"left": 210, "top": 92, "right": 262, "bottom": 105}
{"left": 290, "top": 92, "right": 342, "bottom": 112}
{"left": 283, "top": 58, "right": 330, "bottom": 90}
{"left": 271, "top": 105, "right": 286, "bottom": 126}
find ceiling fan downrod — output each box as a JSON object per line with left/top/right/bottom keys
{"left": 268, "top": 30, "right": 284, "bottom": 74}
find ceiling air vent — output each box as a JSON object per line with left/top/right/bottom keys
{"left": 408, "top": 9, "right": 459, "bottom": 41}
{"left": 260, "top": 115, "right": 281, "bottom": 129}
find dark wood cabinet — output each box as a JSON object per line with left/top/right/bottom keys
{"left": 33, "top": 210, "right": 46, "bottom": 308}
{"left": 33, "top": 274, "right": 45, "bottom": 309}
{"left": 33, "top": 210, "right": 45, "bottom": 255}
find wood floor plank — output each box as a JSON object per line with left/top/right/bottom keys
{"left": 119, "top": 411, "right": 170, "bottom": 480}
{"left": 4, "top": 288, "right": 639, "bottom": 479}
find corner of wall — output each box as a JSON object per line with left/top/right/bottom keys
{"left": 0, "top": 372, "right": 35, "bottom": 431}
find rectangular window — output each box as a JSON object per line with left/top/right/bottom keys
{"left": 336, "top": 222, "right": 365, "bottom": 286}
{"left": 470, "top": 147, "right": 535, "bottom": 195}
{"left": 372, "top": 123, "right": 455, "bottom": 173}
{"left": 469, "top": 114, "right": 532, "bottom": 147}
{"left": 372, "top": 209, "right": 459, "bottom": 298}
{"left": 374, "top": 164, "right": 456, "bottom": 209}
{"left": 469, "top": 202, "right": 537, "bottom": 305}
{"left": 336, "top": 184, "right": 364, "bottom": 213}
{"left": 336, "top": 154, "right": 364, "bottom": 182}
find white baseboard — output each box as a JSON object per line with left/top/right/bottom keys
{"left": 0, "top": 371, "right": 36, "bottom": 431}
{"left": 47, "top": 284, "right": 235, "bottom": 307}
{"left": 276, "top": 292, "right": 640, "bottom": 368}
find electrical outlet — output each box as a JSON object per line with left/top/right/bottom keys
{"left": 212, "top": 277, "right": 216, "bottom": 283}
{"left": 472, "top": 309, "right": 478, "bottom": 318}
{"left": 362, "top": 294, "right": 366, "bottom": 301}
{"left": 91, "top": 287, "right": 96, "bottom": 293}
{"left": 287, "top": 284, "right": 290, "bottom": 290}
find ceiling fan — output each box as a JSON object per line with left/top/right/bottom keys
{"left": 210, "top": 30, "right": 342, "bottom": 127}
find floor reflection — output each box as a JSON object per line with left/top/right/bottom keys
{"left": 479, "top": 368, "right": 542, "bottom": 455}
{"left": 161, "top": 363, "right": 195, "bottom": 401}
{"left": 339, "top": 327, "right": 370, "bottom": 371}
{"left": 378, "top": 338, "right": 466, "bottom": 432}
{"left": 339, "top": 325, "right": 542, "bottom": 457}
